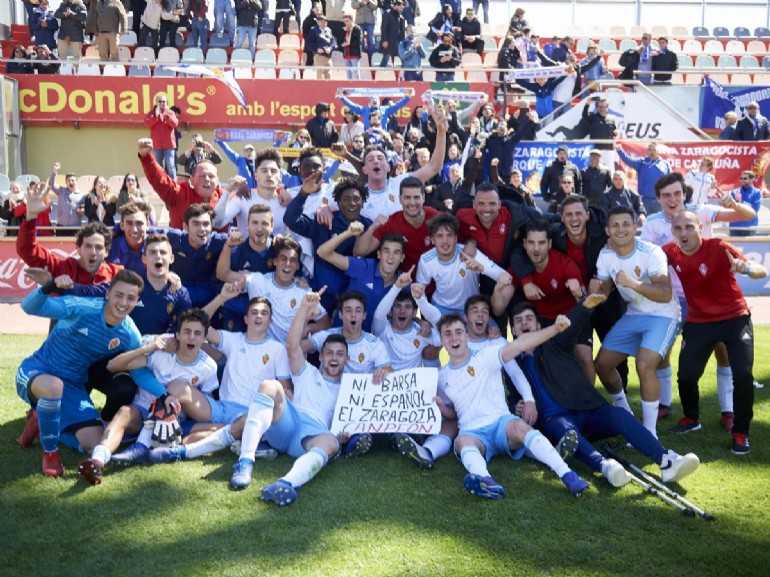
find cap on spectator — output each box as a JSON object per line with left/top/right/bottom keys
{"left": 316, "top": 102, "right": 330, "bottom": 114}
{"left": 557, "top": 144, "right": 569, "bottom": 155}
{"left": 243, "top": 144, "right": 255, "bottom": 151}
{"left": 316, "top": 14, "right": 327, "bottom": 20}
{"left": 589, "top": 149, "right": 602, "bottom": 156}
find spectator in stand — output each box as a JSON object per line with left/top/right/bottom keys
{"left": 30, "top": 0, "right": 58, "bottom": 51}
{"left": 47, "top": 162, "right": 85, "bottom": 235}
{"left": 177, "top": 134, "right": 223, "bottom": 176}
{"left": 215, "top": 139, "right": 260, "bottom": 188}
{"left": 720, "top": 111, "right": 738, "bottom": 140}
{"left": 580, "top": 44, "right": 608, "bottom": 87}
{"left": 635, "top": 33, "right": 655, "bottom": 85}
{"left": 580, "top": 96, "right": 618, "bottom": 149}
{"left": 96, "top": 0, "right": 127, "bottom": 62}
{"left": 380, "top": 0, "right": 406, "bottom": 68}
{"left": 527, "top": 33, "right": 540, "bottom": 62}
{"left": 327, "top": 0, "right": 348, "bottom": 49}
{"left": 459, "top": 7, "right": 483, "bottom": 56}
{"left": 132, "top": 0, "right": 148, "bottom": 38}
{"left": 340, "top": 110, "right": 365, "bottom": 148}
{"left": 543, "top": 35, "right": 560, "bottom": 59}
{"left": 514, "top": 73, "right": 567, "bottom": 120}
{"left": 652, "top": 37, "right": 678, "bottom": 84}
{"left": 399, "top": 25, "right": 426, "bottom": 81}
{"left": 402, "top": 0, "right": 418, "bottom": 26}
{"left": 160, "top": 0, "right": 184, "bottom": 48}
{"left": 473, "top": 0, "right": 489, "bottom": 24}
{"left": 117, "top": 173, "right": 150, "bottom": 212}
{"left": 506, "top": 169, "right": 537, "bottom": 208}
{"left": 429, "top": 31, "right": 462, "bottom": 82}
{"left": 729, "top": 171, "right": 763, "bottom": 237}
{"left": 31, "top": 45, "right": 61, "bottom": 75}
{"left": 306, "top": 102, "right": 339, "bottom": 148}
{"left": 684, "top": 157, "right": 716, "bottom": 204}
{"left": 186, "top": 0, "right": 210, "bottom": 53}
{"left": 234, "top": 0, "right": 261, "bottom": 55}
{"left": 214, "top": 0, "right": 237, "bottom": 45}
{"left": 55, "top": 0, "right": 87, "bottom": 60}
{"left": 341, "top": 12, "right": 363, "bottom": 80}
{"left": 497, "top": 36, "right": 520, "bottom": 84}
{"left": 615, "top": 141, "right": 671, "bottom": 215}
{"left": 540, "top": 145, "right": 581, "bottom": 212}
{"left": 140, "top": 0, "right": 163, "bottom": 53}
{"left": 581, "top": 150, "right": 612, "bottom": 208}
{"left": 6, "top": 46, "right": 35, "bottom": 74}
{"left": 549, "top": 36, "right": 573, "bottom": 63}
{"left": 600, "top": 171, "right": 646, "bottom": 224}
{"left": 427, "top": 4, "right": 458, "bottom": 45}
{"left": 83, "top": 177, "right": 118, "bottom": 226}
{"left": 144, "top": 93, "right": 179, "bottom": 180}
{"left": 0, "top": 183, "right": 27, "bottom": 237}
{"left": 302, "top": 2, "right": 323, "bottom": 66}
{"left": 352, "top": 0, "right": 378, "bottom": 60}
{"left": 349, "top": 133, "right": 367, "bottom": 162}
{"left": 509, "top": 7, "right": 527, "bottom": 31}
{"left": 338, "top": 90, "right": 412, "bottom": 131}
{"left": 307, "top": 14, "right": 337, "bottom": 79}
{"left": 138, "top": 138, "right": 223, "bottom": 229}
{"left": 274, "top": 0, "right": 294, "bottom": 36}
{"left": 735, "top": 101, "right": 770, "bottom": 141}
{"left": 513, "top": 28, "right": 532, "bottom": 67}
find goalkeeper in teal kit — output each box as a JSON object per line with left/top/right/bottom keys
{"left": 15, "top": 268, "right": 180, "bottom": 479}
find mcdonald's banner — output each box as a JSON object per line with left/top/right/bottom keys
{"left": 12, "top": 77, "right": 496, "bottom": 127}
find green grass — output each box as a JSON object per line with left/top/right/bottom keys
{"left": 1, "top": 331, "right": 769, "bottom": 577}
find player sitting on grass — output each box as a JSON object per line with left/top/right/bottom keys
{"left": 436, "top": 312, "right": 591, "bottom": 499}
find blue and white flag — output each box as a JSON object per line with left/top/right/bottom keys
{"left": 700, "top": 76, "right": 770, "bottom": 130}
{"left": 168, "top": 65, "right": 247, "bottom": 110}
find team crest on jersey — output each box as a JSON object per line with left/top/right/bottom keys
{"left": 424, "top": 236, "right": 431, "bottom": 246}
{"left": 267, "top": 258, "right": 274, "bottom": 269}
{"left": 205, "top": 252, "right": 212, "bottom": 261}
{"left": 322, "top": 197, "right": 329, "bottom": 205}
{"left": 469, "top": 226, "right": 477, "bottom": 232}
{"left": 499, "top": 223, "right": 506, "bottom": 234}
{"left": 699, "top": 263, "right": 708, "bottom": 277}
{"left": 358, "top": 352, "right": 365, "bottom": 363}
{"left": 467, "top": 366, "right": 475, "bottom": 376}
{"left": 108, "top": 338, "right": 120, "bottom": 350}
{"left": 191, "top": 376, "right": 199, "bottom": 386}
{"left": 262, "top": 354, "right": 270, "bottom": 364}
{"left": 227, "top": 320, "right": 234, "bottom": 330}
{"left": 167, "top": 303, "right": 174, "bottom": 314}
{"left": 413, "top": 339, "right": 421, "bottom": 348}
{"left": 634, "top": 266, "right": 641, "bottom": 277}
{"left": 551, "top": 278, "right": 558, "bottom": 289}
{"left": 675, "top": 265, "right": 681, "bottom": 272}
{"left": 290, "top": 299, "right": 297, "bottom": 308}
{"left": 388, "top": 194, "right": 395, "bottom": 202}
{"left": 459, "top": 269, "right": 466, "bottom": 277}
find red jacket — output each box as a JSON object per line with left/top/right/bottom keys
{"left": 456, "top": 206, "right": 512, "bottom": 265}
{"left": 16, "top": 219, "right": 122, "bottom": 284}
{"left": 143, "top": 107, "right": 178, "bottom": 149}
{"left": 140, "top": 153, "right": 222, "bottom": 229}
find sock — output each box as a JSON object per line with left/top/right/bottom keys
{"left": 281, "top": 447, "right": 328, "bottom": 488}
{"left": 184, "top": 425, "right": 235, "bottom": 459}
{"left": 240, "top": 394, "right": 275, "bottom": 461}
{"left": 717, "top": 366, "right": 734, "bottom": 413}
{"left": 137, "top": 421, "right": 154, "bottom": 449}
{"left": 91, "top": 444, "right": 111, "bottom": 466}
{"left": 423, "top": 433, "right": 451, "bottom": 459}
{"left": 523, "top": 429, "right": 570, "bottom": 478}
{"left": 656, "top": 366, "right": 673, "bottom": 407}
{"left": 609, "top": 390, "right": 633, "bottom": 414}
{"left": 460, "top": 446, "right": 489, "bottom": 477}
{"left": 37, "top": 397, "right": 62, "bottom": 453}
{"left": 421, "top": 357, "right": 441, "bottom": 368}
{"left": 641, "top": 400, "right": 659, "bottom": 438}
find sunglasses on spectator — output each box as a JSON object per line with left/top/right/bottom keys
{"left": 125, "top": 178, "right": 137, "bottom": 182}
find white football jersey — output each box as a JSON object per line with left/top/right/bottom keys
{"left": 135, "top": 350, "right": 218, "bottom": 410}
{"left": 291, "top": 361, "right": 341, "bottom": 428}
{"left": 310, "top": 328, "right": 392, "bottom": 373}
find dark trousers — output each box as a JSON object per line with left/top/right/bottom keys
{"left": 86, "top": 358, "right": 138, "bottom": 422}
{"left": 540, "top": 404, "right": 665, "bottom": 471}
{"left": 274, "top": 11, "right": 291, "bottom": 33}
{"left": 159, "top": 20, "right": 179, "bottom": 48}
{"left": 678, "top": 315, "right": 755, "bottom": 435}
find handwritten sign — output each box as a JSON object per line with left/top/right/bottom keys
{"left": 330, "top": 367, "right": 441, "bottom": 436}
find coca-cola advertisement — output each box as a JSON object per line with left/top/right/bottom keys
{"left": 0, "top": 240, "right": 77, "bottom": 300}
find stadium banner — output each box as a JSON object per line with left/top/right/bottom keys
{"left": 0, "top": 238, "right": 77, "bottom": 300}
{"left": 13, "top": 77, "right": 496, "bottom": 127}
{"left": 537, "top": 91, "right": 703, "bottom": 141}
{"left": 330, "top": 368, "right": 441, "bottom": 436}
{"left": 700, "top": 77, "right": 770, "bottom": 130}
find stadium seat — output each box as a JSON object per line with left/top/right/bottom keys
{"left": 482, "top": 37, "right": 497, "bottom": 53}
{"left": 567, "top": 26, "right": 585, "bottom": 37}
{"left": 667, "top": 39, "right": 682, "bottom": 52}
{"left": 678, "top": 54, "right": 694, "bottom": 68}
{"left": 695, "top": 54, "right": 716, "bottom": 68}
{"left": 0, "top": 173, "right": 12, "bottom": 194}
{"left": 709, "top": 73, "right": 729, "bottom": 83}
{"left": 630, "top": 26, "right": 647, "bottom": 37}
{"left": 82, "top": 45, "right": 100, "bottom": 62}
{"left": 330, "top": 68, "right": 347, "bottom": 80}
{"left": 234, "top": 67, "right": 253, "bottom": 79}
{"left": 732, "top": 73, "right": 753, "bottom": 84}
{"left": 59, "top": 63, "right": 75, "bottom": 75}
{"left": 746, "top": 40, "right": 767, "bottom": 54}
{"left": 331, "top": 51, "right": 345, "bottom": 65}
{"left": 154, "top": 65, "right": 177, "bottom": 77}
{"left": 77, "top": 63, "right": 101, "bottom": 76}
{"left": 753, "top": 72, "right": 770, "bottom": 84}
{"left": 763, "top": 56, "right": 770, "bottom": 69}
{"left": 598, "top": 38, "right": 617, "bottom": 52}
{"left": 107, "top": 175, "right": 125, "bottom": 192}
{"left": 205, "top": 48, "right": 228, "bottom": 65}
{"left": 288, "top": 20, "right": 300, "bottom": 34}
{"left": 741, "top": 55, "right": 760, "bottom": 68}
{"left": 461, "top": 53, "right": 482, "bottom": 66}
{"left": 174, "top": 31, "right": 185, "bottom": 47}
{"left": 755, "top": 27, "right": 770, "bottom": 38}
{"left": 606, "top": 53, "right": 621, "bottom": 70}
{"left": 588, "top": 26, "right": 608, "bottom": 38}
{"left": 157, "top": 47, "right": 180, "bottom": 64}
{"left": 683, "top": 39, "right": 703, "bottom": 54}
{"left": 725, "top": 40, "right": 746, "bottom": 54}
{"left": 277, "top": 49, "right": 299, "bottom": 64}
{"left": 734, "top": 27, "right": 751, "bottom": 39}
{"left": 671, "top": 73, "right": 685, "bottom": 84}
{"left": 231, "top": 48, "right": 253, "bottom": 64}
{"left": 609, "top": 25, "right": 627, "bottom": 37}
{"left": 713, "top": 27, "right": 730, "bottom": 39}
{"left": 181, "top": 47, "right": 204, "bottom": 63}
{"left": 76, "top": 175, "right": 96, "bottom": 192}
{"left": 120, "top": 31, "right": 138, "bottom": 46}
{"left": 254, "top": 68, "right": 276, "bottom": 79}
{"left": 253, "top": 49, "right": 276, "bottom": 65}
{"left": 576, "top": 38, "right": 591, "bottom": 54}
{"left": 618, "top": 39, "right": 638, "bottom": 52}
{"left": 692, "top": 27, "right": 709, "bottom": 38}
{"left": 118, "top": 45, "right": 131, "bottom": 62}
{"left": 374, "top": 69, "right": 396, "bottom": 81}
{"left": 651, "top": 26, "right": 668, "bottom": 37}
{"left": 718, "top": 55, "right": 737, "bottom": 68}
{"left": 480, "top": 23, "right": 492, "bottom": 36}
{"left": 279, "top": 34, "right": 301, "bottom": 50}
{"left": 129, "top": 64, "right": 151, "bottom": 77}
{"left": 278, "top": 67, "right": 300, "bottom": 79}
{"left": 465, "top": 69, "right": 489, "bottom": 82}
{"left": 133, "top": 46, "right": 156, "bottom": 62}
{"left": 671, "top": 26, "right": 689, "bottom": 39}
{"left": 370, "top": 52, "right": 383, "bottom": 66}
{"left": 256, "top": 34, "right": 278, "bottom": 50}
{"left": 103, "top": 63, "right": 126, "bottom": 76}
{"left": 209, "top": 32, "right": 231, "bottom": 48}
{"left": 703, "top": 40, "right": 724, "bottom": 53}
{"left": 685, "top": 73, "right": 703, "bottom": 84}
{"left": 302, "top": 68, "right": 317, "bottom": 79}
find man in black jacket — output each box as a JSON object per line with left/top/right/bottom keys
{"left": 379, "top": 0, "right": 406, "bottom": 68}
{"left": 540, "top": 145, "right": 581, "bottom": 212}
{"left": 580, "top": 150, "right": 612, "bottom": 207}
{"left": 458, "top": 7, "right": 483, "bottom": 56}
{"left": 509, "top": 298, "right": 700, "bottom": 487}
{"left": 429, "top": 31, "right": 462, "bottom": 81}
{"left": 305, "top": 102, "right": 339, "bottom": 148}
{"left": 651, "top": 37, "right": 678, "bottom": 84}
{"left": 735, "top": 101, "right": 770, "bottom": 141}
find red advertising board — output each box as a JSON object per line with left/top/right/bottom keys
{"left": 0, "top": 239, "right": 77, "bottom": 300}
{"left": 14, "top": 77, "right": 496, "bottom": 127}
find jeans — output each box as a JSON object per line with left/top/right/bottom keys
{"left": 359, "top": 23, "right": 375, "bottom": 58}
{"left": 139, "top": 26, "right": 160, "bottom": 52}
{"left": 472, "top": 0, "right": 489, "bottom": 23}
{"left": 436, "top": 71, "right": 455, "bottom": 81}
{"left": 403, "top": 70, "right": 423, "bottom": 81}
{"left": 235, "top": 26, "right": 257, "bottom": 55}
{"left": 188, "top": 17, "right": 210, "bottom": 51}
{"left": 153, "top": 148, "right": 177, "bottom": 180}
{"left": 214, "top": 0, "right": 236, "bottom": 41}
{"left": 346, "top": 58, "right": 360, "bottom": 79}
{"left": 380, "top": 52, "right": 396, "bottom": 67}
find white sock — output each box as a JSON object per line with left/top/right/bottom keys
{"left": 91, "top": 444, "right": 112, "bottom": 466}
{"left": 717, "top": 366, "right": 734, "bottom": 413}
{"left": 184, "top": 426, "right": 235, "bottom": 459}
{"left": 523, "top": 429, "right": 570, "bottom": 477}
{"left": 281, "top": 447, "right": 328, "bottom": 488}
{"left": 641, "top": 400, "right": 659, "bottom": 438}
{"left": 610, "top": 391, "right": 633, "bottom": 414}
{"left": 657, "top": 366, "right": 673, "bottom": 407}
{"left": 423, "top": 434, "right": 451, "bottom": 459}
{"left": 240, "top": 394, "right": 275, "bottom": 461}
{"left": 460, "top": 446, "right": 489, "bottom": 477}
{"left": 137, "top": 421, "right": 154, "bottom": 448}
